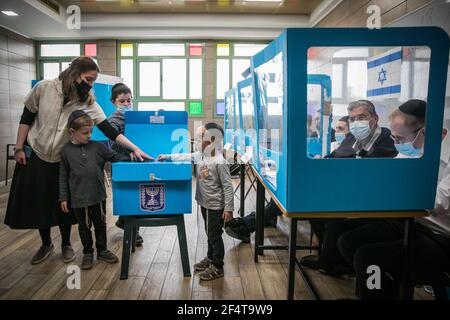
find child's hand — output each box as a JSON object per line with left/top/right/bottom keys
{"left": 223, "top": 211, "right": 233, "bottom": 222}
{"left": 61, "top": 201, "right": 70, "bottom": 213}
{"left": 156, "top": 154, "right": 168, "bottom": 162}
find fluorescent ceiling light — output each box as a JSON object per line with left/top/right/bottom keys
{"left": 246, "top": 0, "right": 283, "bottom": 2}
{"left": 1, "top": 10, "right": 18, "bottom": 16}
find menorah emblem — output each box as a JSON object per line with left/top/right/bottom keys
{"left": 140, "top": 184, "right": 165, "bottom": 212}
{"left": 146, "top": 187, "right": 159, "bottom": 206}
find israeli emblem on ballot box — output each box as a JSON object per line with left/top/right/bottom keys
{"left": 140, "top": 184, "right": 165, "bottom": 212}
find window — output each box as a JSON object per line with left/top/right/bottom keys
{"left": 37, "top": 42, "right": 98, "bottom": 80}
{"left": 215, "top": 42, "right": 268, "bottom": 117}
{"left": 118, "top": 41, "right": 205, "bottom": 112}
{"left": 40, "top": 44, "right": 80, "bottom": 57}
{"left": 139, "top": 62, "right": 160, "bottom": 97}
{"left": 307, "top": 46, "right": 431, "bottom": 159}
{"left": 216, "top": 59, "right": 230, "bottom": 100}
{"left": 163, "top": 59, "right": 187, "bottom": 99}
{"left": 189, "top": 59, "right": 202, "bottom": 100}
{"left": 138, "top": 43, "right": 185, "bottom": 56}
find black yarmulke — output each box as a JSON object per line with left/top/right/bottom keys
{"left": 68, "top": 110, "right": 88, "bottom": 127}
{"left": 399, "top": 99, "right": 426, "bottom": 119}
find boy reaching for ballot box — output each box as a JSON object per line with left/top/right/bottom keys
{"left": 157, "top": 123, "right": 234, "bottom": 280}
{"left": 59, "top": 110, "right": 131, "bottom": 270}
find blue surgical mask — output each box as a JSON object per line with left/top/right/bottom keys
{"left": 350, "top": 120, "right": 371, "bottom": 141}
{"left": 394, "top": 142, "right": 424, "bottom": 158}
{"left": 394, "top": 130, "right": 424, "bottom": 158}
{"left": 119, "top": 105, "right": 133, "bottom": 113}
{"left": 335, "top": 132, "right": 346, "bottom": 144}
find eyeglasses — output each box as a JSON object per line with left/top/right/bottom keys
{"left": 349, "top": 115, "right": 371, "bottom": 122}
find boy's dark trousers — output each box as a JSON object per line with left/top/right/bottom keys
{"left": 201, "top": 207, "right": 225, "bottom": 269}
{"left": 72, "top": 201, "right": 107, "bottom": 255}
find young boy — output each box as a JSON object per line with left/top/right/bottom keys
{"left": 107, "top": 83, "right": 144, "bottom": 246}
{"left": 59, "top": 110, "right": 130, "bottom": 270}
{"left": 157, "top": 123, "right": 234, "bottom": 280}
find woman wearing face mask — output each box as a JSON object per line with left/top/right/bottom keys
{"left": 4, "top": 57, "right": 152, "bottom": 265}
{"left": 107, "top": 83, "right": 144, "bottom": 246}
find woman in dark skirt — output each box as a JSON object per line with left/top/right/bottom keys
{"left": 4, "top": 56, "right": 152, "bottom": 265}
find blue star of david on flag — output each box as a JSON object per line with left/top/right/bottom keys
{"left": 367, "top": 47, "right": 402, "bottom": 99}
{"left": 378, "top": 68, "right": 387, "bottom": 85}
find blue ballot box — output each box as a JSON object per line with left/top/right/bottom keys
{"left": 249, "top": 27, "right": 449, "bottom": 213}
{"left": 112, "top": 111, "right": 192, "bottom": 216}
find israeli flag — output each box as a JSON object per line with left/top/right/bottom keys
{"left": 367, "top": 47, "right": 402, "bottom": 99}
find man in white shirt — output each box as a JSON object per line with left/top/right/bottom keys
{"left": 338, "top": 99, "right": 450, "bottom": 299}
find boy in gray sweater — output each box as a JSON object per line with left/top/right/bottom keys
{"left": 157, "top": 123, "right": 234, "bottom": 280}
{"left": 60, "top": 110, "right": 130, "bottom": 270}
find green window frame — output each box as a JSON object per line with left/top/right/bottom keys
{"left": 36, "top": 41, "right": 99, "bottom": 80}
{"left": 117, "top": 41, "right": 205, "bottom": 116}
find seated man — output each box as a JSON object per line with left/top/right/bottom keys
{"left": 338, "top": 99, "right": 450, "bottom": 299}
{"left": 226, "top": 100, "right": 398, "bottom": 253}
{"left": 331, "top": 116, "right": 350, "bottom": 152}
{"left": 302, "top": 99, "right": 398, "bottom": 276}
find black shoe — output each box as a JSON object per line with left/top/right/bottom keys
{"left": 300, "top": 255, "right": 319, "bottom": 270}
{"left": 31, "top": 244, "right": 54, "bottom": 265}
{"left": 115, "top": 219, "right": 124, "bottom": 230}
{"left": 320, "top": 263, "right": 355, "bottom": 277}
{"left": 135, "top": 233, "right": 144, "bottom": 247}
{"left": 265, "top": 217, "right": 278, "bottom": 228}
{"left": 224, "top": 217, "right": 244, "bottom": 229}
{"left": 98, "top": 250, "right": 119, "bottom": 263}
{"left": 225, "top": 225, "right": 251, "bottom": 243}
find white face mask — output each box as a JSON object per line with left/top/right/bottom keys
{"left": 350, "top": 120, "right": 371, "bottom": 141}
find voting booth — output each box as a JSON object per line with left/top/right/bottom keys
{"left": 112, "top": 111, "right": 192, "bottom": 215}
{"left": 250, "top": 27, "right": 449, "bottom": 213}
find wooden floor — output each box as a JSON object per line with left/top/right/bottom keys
{"left": 0, "top": 175, "right": 433, "bottom": 300}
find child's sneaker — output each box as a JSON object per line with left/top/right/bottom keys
{"left": 81, "top": 253, "right": 94, "bottom": 270}
{"left": 199, "top": 265, "right": 224, "bottom": 281}
{"left": 194, "top": 257, "right": 212, "bottom": 271}
{"left": 97, "top": 250, "right": 119, "bottom": 263}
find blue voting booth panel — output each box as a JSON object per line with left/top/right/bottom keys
{"left": 236, "top": 77, "right": 257, "bottom": 159}
{"left": 250, "top": 27, "right": 449, "bottom": 213}
{"left": 91, "top": 83, "right": 116, "bottom": 141}
{"left": 112, "top": 111, "right": 192, "bottom": 216}
{"left": 224, "top": 88, "right": 238, "bottom": 151}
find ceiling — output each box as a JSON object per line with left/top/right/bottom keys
{"left": 0, "top": 0, "right": 341, "bottom": 40}
{"left": 55, "top": 0, "right": 323, "bottom": 15}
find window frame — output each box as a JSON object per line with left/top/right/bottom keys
{"left": 117, "top": 40, "right": 205, "bottom": 116}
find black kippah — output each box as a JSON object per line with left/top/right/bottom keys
{"left": 399, "top": 99, "right": 426, "bottom": 119}
{"left": 68, "top": 110, "right": 88, "bottom": 127}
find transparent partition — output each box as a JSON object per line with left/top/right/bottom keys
{"left": 307, "top": 46, "right": 431, "bottom": 159}
{"left": 255, "top": 52, "right": 283, "bottom": 188}
{"left": 240, "top": 84, "right": 256, "bottom": 161}
{"left": 224, "top": 91, "right": 236, "bottom": 148}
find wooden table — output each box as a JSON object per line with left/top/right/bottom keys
{"left": 250, "top": 166, "right": 428, "bottom": 300}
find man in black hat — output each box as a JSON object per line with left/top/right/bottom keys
{"left": 337, "top": 99, "right": 450, "bottom": 299}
